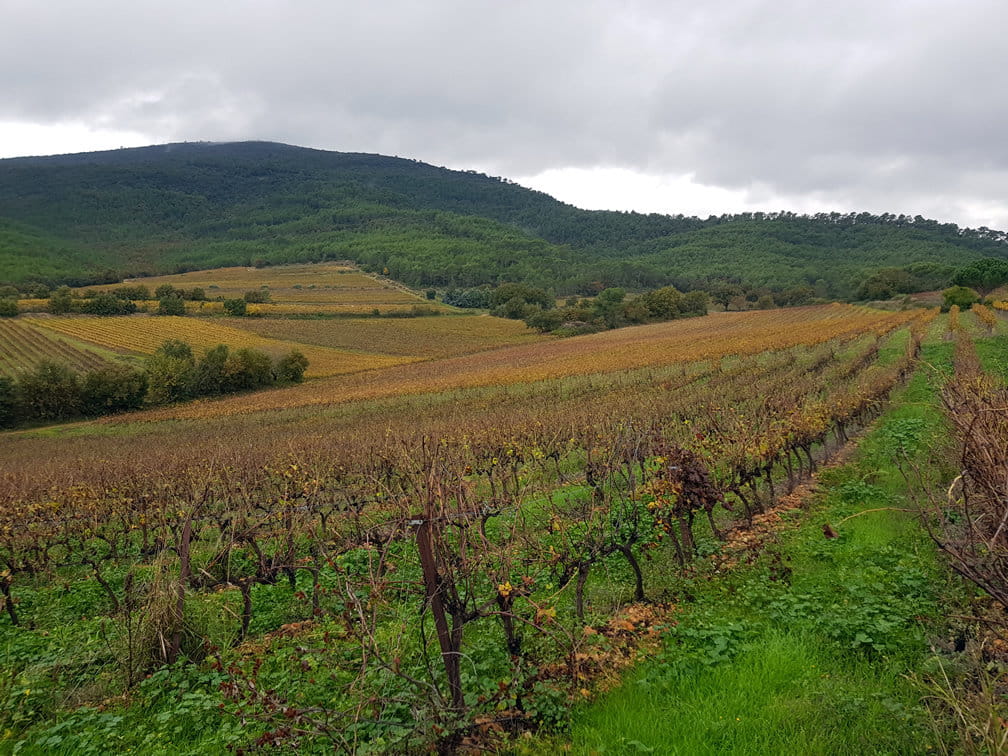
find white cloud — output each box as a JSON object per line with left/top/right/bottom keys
{"left": 0, "top": 120, "right": 156, "bottom": 159}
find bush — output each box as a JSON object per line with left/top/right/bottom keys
{"left": 115, "top": 285, "right": 151, "bottom": 301}
{"left": 189, "top": 344, "right": 229, "bottom": 396}
{"left": 223, "top": 348, "right": 274, "bottom": 391}
{"left": 443, "top": 288, "right": 492, "bottom": 309}
{"left": 145, "top": 341, "right": 196, "bottom": 404}
{"left": 81, "top": 292, "right": 137, "bottom": 316}
{"left": 275, "top": 350, "right": 309, "bottom": 384}
{"left": 80, "top": 364, "right": 148, "bottom": 415}
{"left": 48, "top": 286, "right": 74, "bottom": 315}
{"left": 16, "top": 360, "right": 82, "bottom": 421}
{"left": 942, "top": 285, "right": 980, "bottom": 311}
{"left": 157, "top": 295, "right": 186, "bottom": 316}
{"left": 223, "top": 298, "right": 247, "bottom": 317}
{"left": 242, "top": 289, "right": 269, "bottom": 303}
{"left": 0, "top": 299, "right": 18, "bottom": 317}
{"left": 0, "top": 377, "right": 16, "bottom": 427}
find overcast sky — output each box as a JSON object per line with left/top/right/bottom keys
{"left": 2, "top": 1, "right": 1006, "bottom": 230}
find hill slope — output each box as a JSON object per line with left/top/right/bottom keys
{"left": 1, "top": 141, "right": 1006, "bottom": 295}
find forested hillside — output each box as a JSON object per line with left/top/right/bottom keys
{"left": 1, "top": 141, "right": 1005, "bottom": 296}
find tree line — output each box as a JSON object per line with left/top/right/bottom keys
{"left": 0, "top": 340, "right": 308, "bottom": 428}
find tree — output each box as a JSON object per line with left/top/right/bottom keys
{"left": 223, "top": 348, "right": 274, "bottom": 392}
{"left": 190, "top": 344, "right": 230, "bottom": 395}
{"left": 0, "top": 299, "right": 18, "bottom": 317}
{"left": 243, "top": 289, "right": 270, "bottom": 303}
{"left": 157, "top": 295, "right": 186, "bottom": 316}
{"left": 80, "top": 364, "right": 148, "bottom": 415}
{"left": 145, "top": 340, "right": 196, "bottom": 404}
{"left": 48, "top": 286, "right": 74, "bottom": 315}
{"left": 640, "top": 286, "right": 683, "bottom": 319}
{"left": 952, "top": 258, "right": 1008, "bottom": 298}
{"left": 16, "top": 360, "right": 82, "bottom": 421}
{"left": 223, "top": 298, "right": 247, "bottom": 317}
{"left": 524, "top": 309, "right": 564, "bottom": 333}
{"left": 0, "top": 377, "right": 16, "bottom": 427}
{"left": 709, "top": 282, "right": 743, "bottom": 310}
{"left": 81, "top": 292, "right": 137, "bottom": 315}
{"left": 275, "top": 350, "right": 309, "bottom": 383}
{"left": 942, "top": 285, "right": 980, "bottom": 311}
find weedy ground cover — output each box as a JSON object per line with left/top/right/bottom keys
{"left": 0, "top": 306, "right": 952, "bottom": 753}
{"left": 562, "top": 341, "right": 966, "bottom": 754}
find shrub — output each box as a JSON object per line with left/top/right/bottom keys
{"left": 0, "top": 299, "right": 18, "bottom": 317}
{"left": 157, "top": 295, "right": 186, "bottom": 316}
{"left": 189, "top": 344, "right": 230, "bottom": 396}
{"left": 223, "top": 298, "right": 247, "bottom": 317}
{"left": 242, "top": 289, "right": 269, "bottom": 303}
{"left": 223, "top": 348, "right": 274, "bottom": 391}
{"left": 16, "top": 360, "right": 82, "bottom": 421}
{"left": 145, "top": 341, "right": 196, "bottom": 404}
{"left": 80, "top": 364, "right": 148, "bottom": 415}
{"left": 48, "top": 286, "right": 74, "bottom": 314}
{"left": 275, "top": 350, "right": 309, "bottom": 383}
{"left": 941, "top": 285, "right": 980, "bottom": 311}
{"left": 81, "top": 292, "right": 137, "bottom": 315}
{"left": 0, "top": 377, "right": 16, "bottom": 427}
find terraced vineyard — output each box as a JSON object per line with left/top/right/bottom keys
{"left": 0, "top": 319, "right": 111, "bottom": 377}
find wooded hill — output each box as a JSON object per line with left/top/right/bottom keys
{"left": 2, "top": 141, "right": 1006, "bottom": 297}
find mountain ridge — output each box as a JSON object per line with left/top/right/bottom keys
{"left": 1, "top": 141, "right": 1005, "bottom": 296}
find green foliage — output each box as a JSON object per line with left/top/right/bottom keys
{"left": 114, "top": 284, "right": 151, "bottom": 300}
{"left": 242, "top": 289, "right": 269, "bottom": 303}
{"left": 528, "top": 285, "right": 709, "bottom": 334}
{"left": 79, "top": 364, "right": 148, "bottom": 415}
{"left": 941, "top": 285, "right": 979, "bottom": 311}
{"left": 223, "top": 348, "right": 274, "bottom": 391}
{"left": 951, "top": 257, "right": 1008, "bottom": 296}
{"left": 0, "top": 376, "right": 15, "bottom": 426}
{"left": 15, "top": 360, "right": 81, "bottom": 420}
{"left": 156, "top": 295, "right": 185, "bottom": 316}
{"left": 275, "top": 350, "right": 308, "bottom": 384}
{"left": 4, "top": 142, "right": 1003, "bottom": 295}
{"left": 856, "top": 263, "right": 955, "bottom": 300}
{"left": 145, "top": 341, "right": 196, "bottom": 404}
{"left": 222, "top": 298, "right": 247, "bottom": 317}
{"left": 189, "top": 344, "right": 229, "bottom": 396}
{"left": 0, "top": 298, "right": 18, "bottom": 317}
{"left": 48, "top": 286, "right": 73, "bottom": 314}
{"left": 80, "top": 292, "right": 137, "bottom": 316}
{"left": 443, "top": 287, "right": 492, "bottom": 308}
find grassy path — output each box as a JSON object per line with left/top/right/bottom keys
{"left": 562, "top": 343, "right": 960, "bottom": 754}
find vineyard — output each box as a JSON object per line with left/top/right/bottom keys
{"left": 130, "top": 304, "right": 923, "bottom": 420}
{"left": 29, "top": 315, "right": 416, "bottom": 379}
{"left": 228, "top": 313, "right": 543, "bottom": 359}
{"left": 0, "top": 319, "right": 113, "bottom": 378}
{"left": 5, "top": 298, "right": 995, "bottom": 753}
{"left": 101, "top": 263, "right": 426, "bottom": 305}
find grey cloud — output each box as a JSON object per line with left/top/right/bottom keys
{"left": 1, "top": 0, "right": 1006, "bottom": 227}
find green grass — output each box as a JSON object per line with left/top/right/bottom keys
{"left": 562, "top": 342, "right": 960, "bottom": 755}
